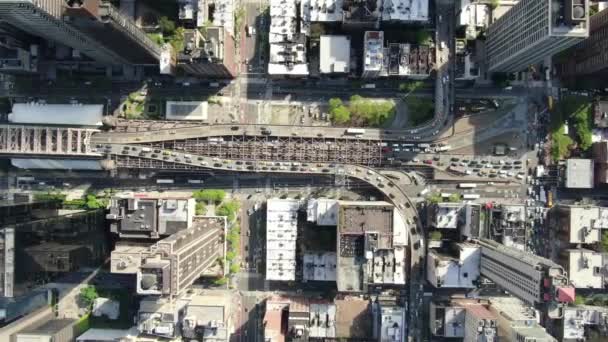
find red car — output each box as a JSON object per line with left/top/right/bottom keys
{"left": 423, "top": 160, "right": 433, "bottom": 165}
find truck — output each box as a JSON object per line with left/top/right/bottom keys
{"left": 458, "top": 183, "right": 477, "bottom": 188}
{"left": 345, "top": 128, "right": 366, "bottom": 135}
{"left": 156, "top": 179, "right": 174, "bottom": 184}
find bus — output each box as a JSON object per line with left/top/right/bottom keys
{"left": 449, "top": 165, "right": 467, "bottom": 174}
{"left": 156, "top": 179, "right": 174, "bottom": 184}
{"left": 17, "top": 176, "right": 35, "bottom": 186}
{"left": 436, "top": 145, "right": 452, "bottom": 152}
{"left": 458, "top": 183, "right": 477, "bottom": 188}
{"left": 345, "top": 128, "right": 366, "bottom": 135}
{"left": 462, "top": 194, "right": 480, "bottom": 200}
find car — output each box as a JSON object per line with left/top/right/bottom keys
{"left": 489, "top": 174, "right": 498, "bottom": 178}
{"left": 433, "top": 156, "right": 440, "bottom": 161}
{"left": 451, "top": 157, "right": 460, "bottom": 162}
{"left": 231, "top": 126, "right": 239, "bottom": 131}
{"left": 514, "top": 160, "right": 523, "bottom": 165}
{"left": 423, "top": 160, "right": 433, "bottom": 164}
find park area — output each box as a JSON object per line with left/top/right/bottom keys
{"left": 550, "top": 96, "right": 594, "bottom": 161}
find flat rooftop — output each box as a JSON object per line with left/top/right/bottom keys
{"left": 338, "top": 201, "right": 393, "bottom": 235}
{"left": 566, "top": 159, "right": 594, "bottom": 188}
{"left": 567, "top": 206, "right": 607, "bottom": 243}
{"left": 335, "top": 298, "right": 371, "bottom": 339}
{"left": 567, "top": 249, "right": 605, "bottom": 289}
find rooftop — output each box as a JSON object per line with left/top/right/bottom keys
{"left": 309, "top": 303, "right": 336, "bottom": 338}
{"left": 165, "top": 101, "right": 208, "bottom": 121}
{"left": 595, "top": 101, "right": 608, "bottom": 128}
{"left": 266, "top": 198, "right": 300, "bottom": 281}
{"left": 565, "top": 205, "right": 608, "bottom": 243}
{"left": 303, "top": 252, "right": 337, "bottom": 282}
{"left": 566, "top": 249, "right": 606, "bottom": 289}
{"left": 426, "top": 242, "right": 481, "bottom": 288}
{"left": 269, "top": 0, "right": 308, "bottom": 76}
{"left": 563, "top": 305, "right": 608, "bottom": 340}
{"left": 306, "top": 198, "right": 338, "bottom": 226}
{"left": 335, "top": 298, "right": 372, "bottom": 339}
{"left": 363, "top": 31, "right": 384, "bottom": 73}
{"left": 319, "top": 35, "right": 350, "bottom": 74}
{"left": 379, "top": 305, "right": 406, "bottom": 342}
{"left": 566, "top": 159, "right": 594, "bottom": 188}
{"left": 301, "top": 0, "right": 343, "bottom": 22}
{"left": 381, "top": 0, "right": 429, "bottom": 22}
{"left": 433, "top": 203, "right": 461, "bottom": 229}
{"left": 434, "top": 305, "right": 466, "bottom": 337}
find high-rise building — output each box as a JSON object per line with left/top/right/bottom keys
{"left": 559, "top": 7, "right": 608, "bottom": 78}
{"left": 63, "top": 0, "right": 162, "bottom": 65}
{"left": 476, "top": 238, "right": 575, "bottom": 318}
{"left": 111, "top": 216, "right": 226, "bottom": 297}
{"left": 486, "top": 0, "right": 589, "bottom": 72}
{"left": 0, "top": 0, "right": 124, "bottom": 64}
{"left": 0, "top": 0, "right": 165, "bottom": 69}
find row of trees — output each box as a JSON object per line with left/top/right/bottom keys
{"left": 328, "top": 96, "right": 396, "bottom": 126}
{"left": 192, "top": 189, "right": 226, "bottom": 204}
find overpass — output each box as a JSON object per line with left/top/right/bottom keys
{"left": 0, "top": 124, "right": 99, "bottom": 156}
{"left": 1, "top": 122, "right": 428, "bottom": 339}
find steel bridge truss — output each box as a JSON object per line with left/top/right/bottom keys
{"left": 0, "top": 125, "right": 99, "bottom": 156}
{"left": 113, "top": 155, "right": 207, "bottom": 170}
{"left": 144, "top": 135, "right": 383, "bottom": 166}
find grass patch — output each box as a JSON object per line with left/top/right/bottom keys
{"left": 328, "top": 95, "right": 395, "bottom": 127}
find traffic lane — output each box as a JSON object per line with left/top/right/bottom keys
{"left": 103, "top": 143, "right": 424, "bottom": 252}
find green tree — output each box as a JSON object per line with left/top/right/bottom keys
{"left": 192, "top": 189, "right": 226, "bottom": 204}
{"left": 195, "top": 202, "right": 206, "bottom": 215}
{"left": 330, "top": 105, "right": 351, "bottom": 124}
{"left": 448, "top": 193, "right": 462, "bottom": 202}
{"left": 230, "top": 263, "right": 241, "bottom": 274}
{"left": 602, "top": 231, "right": 608, "bottom": 253}
{"left": 489, "top": 0, "right": 499, "bottom": 10}
{"left": 415, "top": 30, "right": 433, "bottom": 45}
{"left": 427, "top": 192, "right": 442, "bottom": 204}
{"left": 213, "top": 277, "right": 228, "bottom": 286}
{"left": 216, "top": 200, "right": 240, "bottom": 222}
{"left": 158, "top": 16, "right": 176, "bottom": 35}
{"left": 429, "top": 231, "right": 442, "bottom": 241}
{"left": 79, "top": 286, "right": 98, "bottom": 309}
